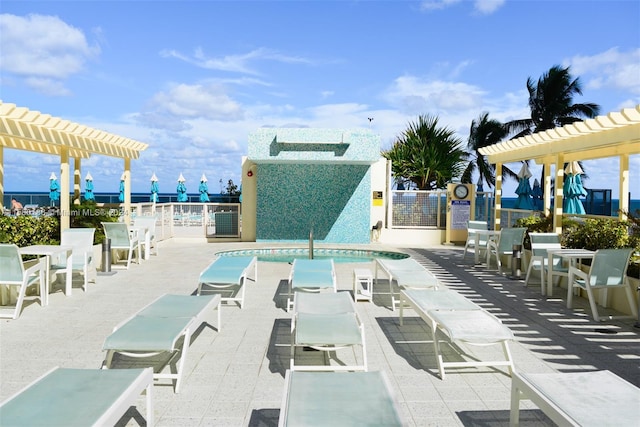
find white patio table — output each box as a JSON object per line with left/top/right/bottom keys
{"left": 19, "top": 244, "right": 73, "bottom": 306}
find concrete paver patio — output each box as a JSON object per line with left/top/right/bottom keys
{"left": 1, "top": 240, "right": 638, "bottom": 426}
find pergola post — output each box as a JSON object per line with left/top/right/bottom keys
{"left": 60, "top": 149, "right": 70, "bottom": 230}
{"left": 620, "top": 154, "right": 629, "bottom": 221}
{"left": 494, "top": 162, "right": 502, "bottom": 230}
{"left": 553, "top": 154, "right": 564, "bottom": 234}
{"left": 543, "top": 159, "right": 552, "bottom": 217}
{"left": 73, "top": 157, "right": 82, "bottom": 205}
{"left": 123, "top": 158, "right": 131, "bottom": 224}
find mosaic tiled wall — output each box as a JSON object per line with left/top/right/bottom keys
{"left": 248, "top": 128, "right": 380, "bottom": 243}
{"left": 256, "top": 163, "right": 371, "bottom": 243}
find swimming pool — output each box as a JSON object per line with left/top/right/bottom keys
{"left": 215, "top": 248, "right": 410, "bottom": 263}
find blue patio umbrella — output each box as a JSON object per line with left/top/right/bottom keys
{"left": 118, "top": 173, "right": 125, "bottom": 203}
{"left": 177, "top": 173, "right": 188, "bottom": 202}
{"left": 84, "top": 172, "right": 95, "bottom": 202}
{"left": 531, "top": 179, "right": 543, "bottom": 210}
{"left": 49, "top": 172, "right": 60, "bottom": 206}
{"left": 563, "top": 161, "right": 587, "bottom": 214}
{"left": 150, "top": 173, "right": 159, "bottom": 203}
{"left": 199, "top": 173, "right": 210, "bottom": 202}
{"left": 513, "top": 163, "right": 534, "bottom": 210}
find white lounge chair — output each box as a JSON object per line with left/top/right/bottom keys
{"left": 197, "top": 256, "right": 257, "bottom": 308}
{"left": 0, "top": 367, "right": 154, "bottom": 426}
{"left": 567, "top": 247, "right": 638, "bottom": 322}
{"left": 287, "top": 258, "right": 337, "bottom": 312}
{"left": 50, "top": 228, "right": 96, "bottom": 292}
{"left": 279, "top": 370, "right": 405, "bottom": 427}
{"left": 399, "top": 288, "right": 514, "bottom": 379}
{"left": 290, "top": 292, "right": 367, "bottom": 372}
{"left": 0, "top": 244, "right": 45, "bottom": 320}
{"left": 510, "top": 370, "right": 640, "bottom": 426}
{"left": 375, "top": 257, "right": 439, "bottom": 311}
{"left": 102, "top": 293, "right": 221, "bottom": 393}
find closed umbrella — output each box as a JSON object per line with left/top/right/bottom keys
{"left": 118, "top": 173, "right": 125, "bottom": 203}
{"left": 532, "top": 179, "right": 543, "bottom": 210}
{"left": 199, "top": 174, "right": 210, "bottom": 202}
{"left": 49, "top": 172, "right": 60, "bottom": 206}
{"left": 563, "top": 161, "right": 587, "bottom": 214}
{"left": 150, "top": 173, "right": 159, "bottom": 203}
{"left": 84, "top": 172, "right": 95, "bottom": 202}
{"left": 513, "top": 163, "right": 534, "bottom": 210}
{"left": 177, "top": 173, "right": 188, "bottom": 202}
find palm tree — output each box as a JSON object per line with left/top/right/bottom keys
{"left": 383, "top": 114, "right": 466, "bottom": 190}
{"left": 505, "top": 65, "right": 600, "bottom": 138}
{"left": 505, "top": 65, "right": 601, "bottom": 186}
{"left": 460, "top": 112, "right": 510, "bottom": 189}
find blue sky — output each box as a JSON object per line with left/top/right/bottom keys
{"left": 1, "top": 0, "right": 639, "bottom": 199}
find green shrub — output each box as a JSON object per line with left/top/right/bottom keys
{"left": 0, "top": 215, "right": 60, "bottom": 246}
{"left": 0, "top": 201, "right": 120, "bottom": 247}
{"left": 563, "top": 217, "right": 630, "bottom": 250}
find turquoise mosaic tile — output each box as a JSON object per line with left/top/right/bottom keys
{"left": 248, "top": 128, "right": 380, "bottom": 163}
{"left": 255, "top": 163, "right": 371, "bottom": 243}
{"left": 248, "top": 128, "right": 381, "bottom": 244}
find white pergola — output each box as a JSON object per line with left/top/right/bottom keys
{"left": 0, "top": 101, "right": 149, "bottom": 230}
{"left": 479, "top": 105, "right": 640, "bottom": 233}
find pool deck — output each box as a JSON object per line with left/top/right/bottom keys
{"left": 1, "top": 240, "right": 639, "bottom": 426}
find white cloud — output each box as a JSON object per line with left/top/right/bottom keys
{"left": 160, "top": 47, "right": 313, "bottom": 75}
{"left": 565, "top": 48, "right": 640, "bottom": 95}
{"left": 383, "top": 75, "right": 486, "bottom": 114}
{"left": 473, "top": 0, "right": 506, "bottom": 15}
{"left": 0, "top": 13, "right": 99, "bottom": 94}
{"left": 148, "top": 83, "right": 244, "bottom": 122}
{"left": 420, "top": 0, "right": 505, "bottom": 14}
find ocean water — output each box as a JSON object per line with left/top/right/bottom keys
{"left": 4, "top": 192, "right": 638, "bottom": 217}
{"left": 500, "top": 197, "right": 640, "bottom": 217}
{"left": 3, "top": 192, "right": 239, "bottom": 207}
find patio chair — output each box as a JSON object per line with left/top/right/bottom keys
{"left": 524, "top": 232, "right": 562, "bottom": 293}
{"left": 50, "top": 228, "right": 96, "bottom": 292}
{"left": 291, "top": 292, "right": 367, "bottom": 372}
{"left": 375, "top": 257, "right": 439, "bottom": 311}
{"left": 278, "top": 370, "right": 404, "bottom": 427}
{"left": 486, "top": 227, "right": 527, "bottom": 274}
{"left": 0, "top": 244, "right": 45, "bottom": 320}
{"left": 510, "top": 370, "right": 640, "bottom": 426}
{"left": 567, "top": 247, "right": 638, "bottom": 321}
{"left": 102, "top": 222, "right": 141, "bottom": 269}
{"left": 0, "top": 366, "right": 154, "bottom": 426}
{"left": 399, "top": 288, "right": 514, "bottom": 379}
{"left": 463, "top": 220, "right": 489, "bottom": 260}
{"left": 133, "top": 215, "right": 159, "bottom": 257}
{"left": 287, "top": 258, "right": 337, "bottom": 312}
{"left": 102, "top": 293, "right": 221, "bottom": 393}
{"left": 197, "top": 256, "right": 257, "bottom": 308}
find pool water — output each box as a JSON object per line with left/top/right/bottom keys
{"left": 215, "top": 248, "right": 409, "bottom": 263}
